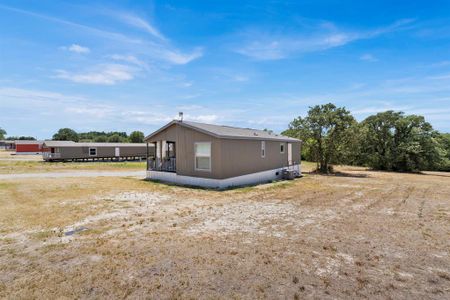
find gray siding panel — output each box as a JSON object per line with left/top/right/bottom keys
{"left": 149, "top": 124, "right": 178, "bottom": 142}
{"left": 219, "top": 139, "right": 301, "bottom": 179}
{"left": 175, "top": 125, "right": 222, "bottom": 179}
{"left": 146, "top": 123, "right": 301, "bottom": 180}
{"left": 56, "top": 145, "right": 151, "bottom": 160}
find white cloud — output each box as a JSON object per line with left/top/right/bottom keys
{"left": 246, "top": 115, "right": 294, "bottom": 126}
{"left": 55, "top": 64, "right": 135, "bottom": 85}
{"left": 64, "top": 104, "right": 117, "bottom": 119}
{"left": 179, "top": 81, "right": 193, "bottom": 87}
{"left": 183, "top": 114, "right": 219, "bottom": 123}
{"left": 426, "top": 73, "right": 450, "bottom": 80}
{"left": 2, "top": 5, "right": 202, "bottom": 66}
{"left": 0, "top": 87, "right": 86, "bottom": 106}
{"left": 65, "top": 44, "right": 90, "bottom": 54}
{"left": 0, "top": 87, "right": 225, "bottom": 132}
{"left": 119, "top": 111, "right": 174, "bottom": 125}
{"left": 233, "top": 75, "right": 249, "bottom": 82}
{"left": 101, "top": 10, "right": 202, "bottom": 65}
{"left": 235, "top": 19, "right": 414, "bottom": 60}
{"left": 161, "top": 47, "right": 204, "bottom": 65}
{"left": 352, "top": 105, "right": 410, "bottom": 115}
{"left": 234, "top": 32, "right": 359, "bottom": 60}
{"left": 178, "top": 93, "right": 202, "bottom": 100}
{"left": 114, "top": 12, "right": 166, "bottom": 41}
{"left": 1, "top": 4, "right": 142, "bottom": 44}
{"left": 176, "top": 104, "right": 205, "bottom": 111}
{"left": 235, "top": 40, "right": 285, "bottom": 60}
{"left": 360, "top": 53, "right": 378, "bottom": 62}
{"left": 431, "top": 61, "right": 450, "bottom": 67}
{"left": 0, "top": 87, "right": 174, "bottom": 134}
{"left": 109, "top": 54, "right": 148, "bottom": 68}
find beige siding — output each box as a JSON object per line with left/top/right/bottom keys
{"left": 56, "top": 145, "right": 151, "bottom": 160}
{"left": 292, "top": 142, "right": 301, "bottom": 163}
{"left": 147, "top": 123, "right": 301, "bottom": 180}
{"left": 219, "top": 139, "right": 301, "bottom": 179}
{"left": 149, "top": 124, "right": 178, "bottom": 142}
{"left": 175, "top": 125, "right": 222, "bottom": 179}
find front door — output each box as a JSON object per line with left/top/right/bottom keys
{"left": 287, "top": 143, "right": 292, "bottom": 165}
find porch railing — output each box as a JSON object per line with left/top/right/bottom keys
{"left": 148, "top": 157, "right": 176, "bottom": 172}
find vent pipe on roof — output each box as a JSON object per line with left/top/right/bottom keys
{"left": 178, "top": 112, "right": 183, "bottom": 122}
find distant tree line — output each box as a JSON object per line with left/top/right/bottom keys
{"left": 0, "top": 127, "right": 6, "bottom": 140}
{"left": 0, "top": 127, "right": 36, "bottom": 140}
{"left": 52, "top": 128, "right": 145, "bottom": 143}
{"left": 283, "top": 103, "right": 450, "bottom": 173}
{"left": 5, "top": 136, "right": 37, "bottom": 140}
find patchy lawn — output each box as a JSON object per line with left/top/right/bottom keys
{"left": 0, "top": 150, "right": 146, "bottom": 174}
{"left": 0, "top": 161, "right": 449, "bottom": 299}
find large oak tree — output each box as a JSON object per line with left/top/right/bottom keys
{"left": 283, "top": 103, "right": 355, "bottom": 173}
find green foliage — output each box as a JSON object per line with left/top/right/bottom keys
{"left": 5, "top": 136, "right": 36, "bottom": 140}
{"left": 284, "top": 105, "right": 449, "bottom": 173}
{"left": 436, "top": 133, "right": 450, "bottom": 171}
{"left": 360, "top": 111, "right": 442, "bottom": 172}
{"left": 0, "top": 127, "right": 6, "bottom": 140}
{"left": 338, "top": 122, "right": 366, "bottom": 166}
{"left": 51, "top": 129, "right": 146, "bottom": 143}
{"left": 129, "top": 131, "right": 144, "bottom": 143}
{"left": 283, "top": 103, "right": 355, "bottom": 173}
{"left": 94, "top": 135, "right": 107, "bottom": 143}
{"left": 78, "top": 131, "right": 128, "bottom": 142}
{"left": 107, "top": 134, "right": 126, "bottom": 143}
{"left": 53, "top": 128, "right": 79, "bottom": 142}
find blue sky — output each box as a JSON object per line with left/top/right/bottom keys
{"left": 1, "top": 0, "right": 450, "bottom": 139}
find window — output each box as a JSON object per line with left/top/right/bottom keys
{"left": 261, "top": 141, "right": 265, "bottom": 158}
{"left": 89, "top": 147, "right": 97, "bottom": 156}
{"left": 195, "top": 142, "right": 211, "bottom": 171}
{"left": 280, "top": 143, "right": 285, "bottom": 153}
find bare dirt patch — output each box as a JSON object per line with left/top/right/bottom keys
{"left": 0, "top": 164, "right": 449, "bottom": 299}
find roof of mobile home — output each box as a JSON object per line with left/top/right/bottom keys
{"left": 43, "top": 141, "right": 148, "bottom": 147}
{"left": 14, "top": 140, "right": 44, "bottom": 144}
{"left": 145, "top": 120, "right": 301, "bottom": 142}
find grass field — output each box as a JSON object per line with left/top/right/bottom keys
{"left": 0, "top": 151, "right": 449, "bottom": 298}
{"left": 0, "top": 151, "right": 145, "bottom": 174}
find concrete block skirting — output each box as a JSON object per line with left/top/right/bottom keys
{"left": 146, "top": 164, "right": 301, "bottom": 189}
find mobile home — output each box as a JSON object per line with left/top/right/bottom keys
{"left": 0, "top": 140, "right": 15, "bottom": 151}
{"left": 15, "top": 140, "right": 46, "bottom": 154}
{"left": 42, "top": 141, "right": 153, "bottom": 162}
{"left": 145, "top": 120, "right": 301, "bottom": 189}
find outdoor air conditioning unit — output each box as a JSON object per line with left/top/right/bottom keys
{"left": 282, "top": 169, "right": 296, "bottom": 180}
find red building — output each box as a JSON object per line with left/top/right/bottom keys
{"left": 15, "top": 140, "right": 47, "bottom": 154}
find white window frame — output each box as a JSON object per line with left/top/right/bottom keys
{"left": 194, "top": 142, "right": 211, "bottom": 172}
{"left": 261, "top": 141, "right": 266, "bottom": 158}
{"left": 89, "top": 147, "right": 97, "bottom": 156}
{"left": 280, "top": 143, "right": 285, "bottom": 154}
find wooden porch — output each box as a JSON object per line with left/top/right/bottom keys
{"left": 147, "top": 140, "right": 176, "bottom": 172}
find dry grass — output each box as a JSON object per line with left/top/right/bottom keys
{"left": 0, "top": 150, "right": 145, "bottom": 174}
{"left": 0, "top": 159, "right": 449, "bottom": 299}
